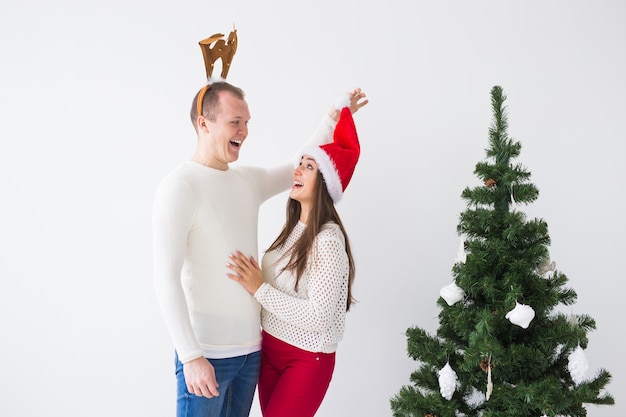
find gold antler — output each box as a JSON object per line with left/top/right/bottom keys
{"left": 198, "top": 27, "right": 238, "bottom": 80}
{"left": 196, "top": 27, "right": 238, "bottom": 117}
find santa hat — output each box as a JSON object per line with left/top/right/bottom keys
{"left": 302, "top": 96, "right": 360, "bottom": 203}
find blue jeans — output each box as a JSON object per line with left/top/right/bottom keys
{"left": 175, "top": 351, "right": 261, "bottom": 417}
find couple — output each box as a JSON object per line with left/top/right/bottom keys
{"left": 153, "top": 80, "right": 368, "bottom": 417}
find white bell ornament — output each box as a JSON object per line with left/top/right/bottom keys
{"left": 505, "top": 301, "right": 535, "bottom": 329}
{"left": 568, "top": 345, "right": 589, "bottom": 385}
{"left": 536, "top": 258, "right": 556, "bottom": 275}
{"left": 440, "top": 281, "right": 465, "bottom": 306}
{"left": 438, "top": 362, "right": 458, "bottom": 400}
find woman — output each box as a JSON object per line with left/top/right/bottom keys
{"left": 226, "top": 89, "right": 367, "bottom": 417}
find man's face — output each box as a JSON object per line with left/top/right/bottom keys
{"left": 204, "top": 91, "right": 250, "bottom": 168}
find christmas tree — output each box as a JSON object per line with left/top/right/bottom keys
{"left": 390, "top": 86, "right": 614, "bottom": 417}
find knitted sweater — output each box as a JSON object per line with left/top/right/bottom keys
{"left": 153, "top": 115, "right": 336, "bottom": 363}
{"left": 255, "top": 221, "right": 349, "bottom": 353}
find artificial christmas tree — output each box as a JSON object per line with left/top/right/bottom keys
{"left": 390, "top": 86, "right": 614, "bottom": 417}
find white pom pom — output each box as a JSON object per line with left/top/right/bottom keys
{"left": 207, "top": 75, "right": 226, "bottom": 84}
{"left": 505, "top": 301, "right": 535, "bottom": 329}
{"left": 440, "top": 281, "right": 465, "bottom": 306}
{"left": 568, "top": 345, "right": 589, "bottom": 385}
{"left": 334, "top": 94, "right": 350, "bottom": 110}
{"left": 438, "top": 362, "right": 458, "bottom": 400}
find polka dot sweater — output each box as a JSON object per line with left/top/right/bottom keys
{"left": 254, "top": 221, "right": 349, "bottom": 353}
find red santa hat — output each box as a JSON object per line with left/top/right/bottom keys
{"left": 302, "top": 96, "right": 360, "bottom": 203}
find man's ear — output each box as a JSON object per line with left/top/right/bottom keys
{"left": 197, "top": 115, "right": 209, "bottom": 133}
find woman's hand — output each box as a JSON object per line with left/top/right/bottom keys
{"left": 227, "top": 250, "right": 264, "bottom": 295}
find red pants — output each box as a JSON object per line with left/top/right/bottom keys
{"left": 259, "top": 330, "right": 336, "bottom": 417}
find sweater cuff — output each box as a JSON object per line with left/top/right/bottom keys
{"left": 254, "top": 282, "right": 270, "bottom": 301}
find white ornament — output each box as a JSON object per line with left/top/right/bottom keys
{"left": 505, "top": 301, "right": 535, "bottom": 329}
{"left": 536, "top": 258, "right": 556, "bottom": 275}
{"left": 455, "top": 236, "right": 467, "bottom": 264}
{"left": 440, "top": 281, "right": 465, "bottom": 306}
{"left": 485, "top": 356, "right": 493, "bottom": 400}
{"left": 438, "top": 362, "right": 458, "bottom": 400}
{"left": 568, "top": 345, "right": 589, "bottom": 385}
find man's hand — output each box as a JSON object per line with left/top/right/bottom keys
{"left": 183, "top": 357, "right": 220, "bottom": 398}
{"left": 329, "top": 87, "right": 369, "bottom": 121}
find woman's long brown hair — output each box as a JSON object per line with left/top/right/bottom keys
{"left": 266, "top": 171, "right": 356, "bottom": 311}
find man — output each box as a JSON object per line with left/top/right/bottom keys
{"left": 153, "top": 81, "right": 367, "bottom": 417}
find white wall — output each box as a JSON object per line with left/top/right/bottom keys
{"left": 1, "top": 1, "right": 624, "bottom": 416}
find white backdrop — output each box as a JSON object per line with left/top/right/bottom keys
{"left": 1, "top": 1, "right": 624, "bottom": 416}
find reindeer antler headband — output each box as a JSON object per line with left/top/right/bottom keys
{"left": 196, "top": 27, "right": 238, "bottom": 116}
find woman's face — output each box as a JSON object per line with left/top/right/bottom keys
{"left": 290, "top": 155, "right": 318, "bottom": 207}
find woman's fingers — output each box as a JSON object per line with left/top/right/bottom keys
{"left": 229, "top": 252, "right": 248, "bottom": 268}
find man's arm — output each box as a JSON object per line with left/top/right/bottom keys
{"left": 153, "top": 177, "right": 203, "bottom": 362}
{"left": 153, "top": 176, "right": 221, "bottom": 398}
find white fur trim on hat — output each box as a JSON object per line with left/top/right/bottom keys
{"left": 301, "top": 146, "right": 344, "bottom": 203}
